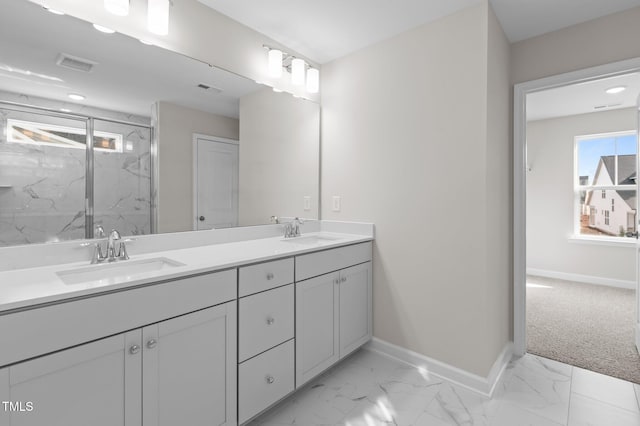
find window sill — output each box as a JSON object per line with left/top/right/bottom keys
{"left": 568, "top": 235, "right": 636, "bottom": 247}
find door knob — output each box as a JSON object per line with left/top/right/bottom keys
{"left": 146, "top": 339, "right": 157, "bottom": 349}
{"left": 199, "top": 216, "right": 205, "bottom": 221}
{"left": 129, "top": 345, "right": 140, "bottom": 355}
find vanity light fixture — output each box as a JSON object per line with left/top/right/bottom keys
{"left": 306, "top": 68, "right": 319, "bottom": 93}
{"left": 68, "top": 93, "right": 85, "bottom": 101}
{"left": 268, "top": 49, "right": 283, "bottom": 78}
{"left": 605, "top": 86, "right": 626, "bottom": 94}
{"left": 104, "top": 0, "right": 129, "bottom": 16}
{"left": 93, "top": 24, "right": 116, "bottom": 34}
{"left": 291, "top": 58, "right": 306, "bottom": 86}
{"left": 148, "top": 0, "right": 170, "bottom": 36}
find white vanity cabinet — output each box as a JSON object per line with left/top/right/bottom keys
{"left": 237, "top": 258, "right": 295, "bottom": 424}
{"left": 0, "top": 271, "right": 237, "bottom": 426}
{"left": 295, "top": 242, "right": 373, "bottom": 387}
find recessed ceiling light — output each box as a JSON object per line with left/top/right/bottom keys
{"left": 43, "top": 6, "right": 64, "bottom": 15}
{"left": 60, "top": 108, "right": 72, "bottom": 113}
{"left": 605, "top": 86, "right": 626, "bottom": 94}
{"left": 92, "top": 24, "right": 116, "bottom": 34}
{"left": 68, "top": 93, "right": 85, "bottom": 101}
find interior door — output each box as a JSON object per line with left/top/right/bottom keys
{"left": 194, "top": 135, "right": 239, "bottom": 230}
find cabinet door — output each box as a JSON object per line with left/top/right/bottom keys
{"left": 143, "top": 302, "right": 237, "bottom": 426}
{"left": 339, "top": 262, "right": 373, "bottom": 358}
{"left": 1, "top": 331, "right": 141, "bottom": 426}
{"left": 295, "top": 271, "right": 340, "bottom": 387}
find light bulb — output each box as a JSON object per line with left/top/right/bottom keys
{"left": 148, "top": 0, "right": 169, "bottom": 36}
{"left": 291, "top": 58, "right": 305, "bottom": 86}
{"left": 104, "top": 0, "right": 129, "bottom": 16}
{"left": 306, "top": 68, "right": 319, "bottom": 93}
{"left": 268, "top": 49, "right": 283, "bottom": 78}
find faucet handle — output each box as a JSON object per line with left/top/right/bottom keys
{"left": 118, "top": 242, "right": 130, "bottom": 260}
{"left": 109, "top": 229, "right": 121, "bottom": 240}
{"left": 95, "top": 225, "right": 106, "bottom": 238}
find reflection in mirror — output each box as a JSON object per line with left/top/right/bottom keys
{"left": 0, "top": 0, "right": 319, "bottom": 246}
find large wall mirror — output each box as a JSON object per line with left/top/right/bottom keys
{"left": 0, "top": 0, "right": 320, "bottom": 246}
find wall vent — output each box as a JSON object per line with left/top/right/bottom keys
{"left": 56, "top": 53, "right": 97, "bottom": 73}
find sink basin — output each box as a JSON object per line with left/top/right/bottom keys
{"left": 57, "top": 257, "right": 185, "bottom": 286}
{"left": 280, "top": 234, "right": 342, "bottom": 245}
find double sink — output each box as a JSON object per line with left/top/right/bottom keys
{"left": 56, "top": 233, "right": 343, "bottom": 287}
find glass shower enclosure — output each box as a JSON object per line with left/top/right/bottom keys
{"left": 0, "top": 103, "right": 153, "bottom": 246}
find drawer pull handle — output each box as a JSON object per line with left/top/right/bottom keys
{"left": 266, "top": 317, "right": 275, "bottom": 325}
{"left": 129, "top": 345, "right": 140, "bottom": 355}
{"left": 147, "top": 339, "right": 157, "bottom": 349}
{"left": 334, "top": 278, "right": 339, "bottom": 285}
{"left": 266, "top": 375, "right": 275, "bottom": 384}
{"left": 341, "top": 276, "right": 347, "bottom": 283}
{"left": 266, "top": 273, "right": 275, "bottom": 280}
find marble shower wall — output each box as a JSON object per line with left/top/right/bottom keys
{"left": 0, "top": 102, "right": 151, "bottom": 247}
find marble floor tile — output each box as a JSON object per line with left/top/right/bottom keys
{"left": 567, "top": 394, "right": 640, "bottom": 426}
{"left": 635, "top": 384, "right": 640, "bottom": 411}
{"left": 497, "top": 354, "right": 572, "bottom": 425}
{"left": 571, "top": 367, "right": 639, "bottom": 413}
{"left": 248, "top": 349, "right": 640, "bottom": 426}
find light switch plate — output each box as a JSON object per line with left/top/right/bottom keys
{"left": 332, "top": 196, "right": 341, "bottom": 212}
{"left": 303, "top": 196, "right": 311, "bottom": 211}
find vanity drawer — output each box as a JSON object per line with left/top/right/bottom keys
{"left": 239, "top": 284, "right": 294, "bottom": 362}
{"left": 239, "top": 258, "right": 294, "bottom": 297}
{"left": 238, "top": 339, "right": 294, "bottom": 424}
{"left": 295, "top": 242, "right": 372, "bottom": 281}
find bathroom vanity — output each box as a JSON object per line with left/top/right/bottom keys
{"left": 0, "top": 225, "right": 373, "bottom": 426}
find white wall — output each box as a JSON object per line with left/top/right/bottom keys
{"left": 238, "top": 88, "right": 320, "bottom": 226}
{"left": 157, "top": 101, "right": 239, "bottom": 233}
{"left": 321, "top": 1, "right": 511, "bottom": 377}
{"left": 511, "top": 6, "right": 640, "bottom": 84}
{"left": 526, "top": 108, "right": 636, "bottom": 284}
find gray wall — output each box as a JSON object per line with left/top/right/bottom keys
{"left": 526, "top": 108, "right": 636, "bottom": 284}
{"left": 321, "top": 1, "right": 511, "bottom": 377}
{"left": 157, "top": 101, "right": 239, "bottom": 233}
{"left": 238, "top": 88, "right": 320, "bottom": 226}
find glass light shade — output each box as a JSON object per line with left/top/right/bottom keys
{"left": 291, "top": 58, "right": 305, "bottom": 86}
{"left": 306, "top": 68, "right": 319, "bottom": 93}
{"left": 104, "top": 0, "right": 129, "bottom": 16}
{"left": 268, "top": 49, "right": 283, "bottom": 78}
{"left": 148, "top": 0, "right": 170, "bottom": 36}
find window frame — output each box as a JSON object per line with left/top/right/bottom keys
{"left": 573, "top": 130, "right": 637, "bottom": 239}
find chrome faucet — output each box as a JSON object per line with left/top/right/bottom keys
{"left": 283, "top": 217, "right": 304, "bottom": 238}
{"left": 90, "top": 227, "right": 129, "bottom": 264}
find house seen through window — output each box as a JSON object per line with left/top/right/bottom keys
{"left": 576, "top": 131, "right": 637, "bottom": 238}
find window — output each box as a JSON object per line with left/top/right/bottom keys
{"left": 576, "top": 131, "right": 637, "bottom": 238}
{"left": 7, "top": 119, "right": 123, "bottom": 152}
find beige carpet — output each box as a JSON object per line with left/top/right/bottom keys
{"left": 526, "top": 275, "right": 640, "bottom": 384}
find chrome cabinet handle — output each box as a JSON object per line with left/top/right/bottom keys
{"left": 341, "top": 276, "right": 347, "bottom": 283}
{"left": 146, "top": 339, "right": 157, "bottom": 349}
{"left": 334, "top": 278, "right": 339, "bottom": 285}
{"left": 266, "top": 375, "right": 275, "bottom": 384}
{"left": 266, "top": 317, "right": 275, "bottom": 325}
{"left": 129, "top": 345, "right": 140, "bottom": 355}
{"left": 266, "top": 272, "right": 274, "bottom": 280}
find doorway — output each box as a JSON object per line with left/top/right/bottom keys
{"left": 514, "top": 59, "right": 640, "bottom": 383}
{"left": 193, "top": 134, "right": 239, "bottom": 230}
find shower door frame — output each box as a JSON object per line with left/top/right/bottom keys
{"left": 0, "top": 100, "right": 156, "bottom": 239}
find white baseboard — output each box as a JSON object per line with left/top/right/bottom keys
{"left": 527, "top": 268, "right": 635, "bottom": 290}
{"left": 364, "top": 337, "right": 512, "bottom": 398}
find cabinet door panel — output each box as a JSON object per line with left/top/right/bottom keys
{"left": 5, "top": 331, "right": 141, "bottom": 426}
{"left": 295, "top": 272, "right": 340, "bottom": 387}
{"left": 143, "top": 302, "right": 237, "bottom": 426}
{"left": 339, "top": 262, "right": 372, "bottom": 357}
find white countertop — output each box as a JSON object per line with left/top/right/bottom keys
{"left": 0, "top": 232, "right": 372, "bottom": 314}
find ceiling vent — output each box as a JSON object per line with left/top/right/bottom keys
{"left": 197, "top": 83, "right": 223, "bottom": 94}
{"left": 56, "top": 53, "right": 97, "bottom": 73}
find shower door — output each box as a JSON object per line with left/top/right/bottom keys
{"left": 0, "top": 104, "right": 153, "bottom": 246}
{"left": 0, "top": 106, "right": 88, "bottom": 245}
